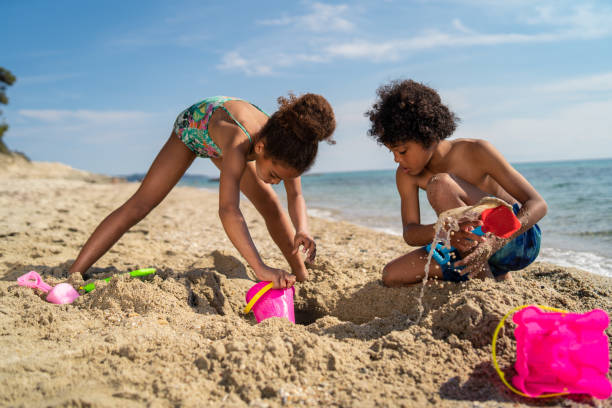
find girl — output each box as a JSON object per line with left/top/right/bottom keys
{"left": 68, "top": 94, "right": 336, "bottom": 289}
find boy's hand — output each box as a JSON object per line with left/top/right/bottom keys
{"left": 292, "top": 231, "right": 316, "bottom": 263}
{"left": 256, "top": 265, "right": 296, "bottom": 289}
{"left": 455, "top": 235, "right": 506, "bottom": 278}
{"left": 449, "top": 220, "right": 486, "bottom": 253}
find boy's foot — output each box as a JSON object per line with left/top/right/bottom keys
{"left": 495, "top": 272, "right": 513, "bottom": 282}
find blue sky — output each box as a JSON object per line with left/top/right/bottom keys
{"left": 2, "top": 0, "right": 612, "bottom": 176}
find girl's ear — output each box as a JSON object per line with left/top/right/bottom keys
{"left": 254, "top": 140, "right": 265, "bottom": 154}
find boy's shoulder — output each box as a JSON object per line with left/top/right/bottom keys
{"left": 448, "top": 137, "right": 489, "bottom": 152}
{"left": 444, "top": 138, "right": 509, "bottom": 177}
{"left": 446, "top": 138, "right": 499, "bottom": 162}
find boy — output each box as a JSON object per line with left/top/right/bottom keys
{"left": 365, "top": 80, "right": 547, "bottom": 285}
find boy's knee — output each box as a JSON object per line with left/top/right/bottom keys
{"left": 426, "top": 172, "right": 455, "bottom": 203}
{"left": 381, "top": 264, "right": 399, "bottom": 287}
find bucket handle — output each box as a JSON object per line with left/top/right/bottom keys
{"left": 492, "top": 304, "right": 569, "bottom": 398}
{"left": 243, "top": 282, "right": 274, "bottom": 314}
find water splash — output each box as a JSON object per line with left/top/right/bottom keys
{"left": 414, "top": 197, "right": 511, "bottom": 324}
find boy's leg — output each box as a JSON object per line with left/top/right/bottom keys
{"left": 382, "top": 248, "right": 443, "bottom": 286}
{"left": 426, "top": 173, "right": 489, "bottom": 215}
{"left": 215, "top": 160, "right": 308, "bottom": 281}
{"left": 69, "top": 134, "right": 196, "bottom": 275}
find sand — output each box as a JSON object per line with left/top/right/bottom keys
{"left": 1, "top": 154, "right": 611, "bottom": 407}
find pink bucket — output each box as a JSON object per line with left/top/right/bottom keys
{"left": 512, "top": 306, "right": 611, "bottom": 399}
{"left": 244, "top": 281, "right": 295, "bottom": 323}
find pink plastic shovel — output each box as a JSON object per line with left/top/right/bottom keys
{"left": 17, "top": 271, "right": 80, "bottom": 305}
{"left": 244, "top": 281, "right": 295, "bottom": 323}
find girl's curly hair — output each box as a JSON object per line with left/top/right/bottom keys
{"left": 366, "top": 79, "right": 459, "bottom": 148}
{"left": 261, "top": 93, "right": 336, "bottom": 173}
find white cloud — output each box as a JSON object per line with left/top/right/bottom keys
{"left": 524, "top": 3, "right": 612, "bottom": 38}
{"left": 536, "top": 72, "right": 612, "bottom": 93}
{"left": 443, "top": 72, "right": 612, "bottom": 162}
{"left": 317, "top": 71, "right": 612, "bottom": 173}
{"left": 258, "top": 2, "right": 354, "bottom": 32}
{"left": 457, "top": 98, "right": 612, "bottom": 162}
{"left": 325, "top": 29, "right": 565, "bottom": 61}
{"left": 217, "top": 52, "right": 274, "bottom": 76}
{"left": 217, "top": 51, "right": 327, "bottom": 76}
{"left": 19, "top": 109, "right": 153, "bottom": 124}
{"left": 222, "top": 1, "right": 612, "bottom": 74}
{"left": 451, "top": 18, "right": 473, "bottom": 34}
{"left": 18, "top": 73, "right": 81, "bottom": 85}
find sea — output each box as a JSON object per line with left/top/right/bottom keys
{"left": 125, "top": 158, "right": 612, "bottom": 278}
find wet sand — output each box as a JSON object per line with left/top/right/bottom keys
{"left": 1, "top": 154, "right": 611, "bottom": 407}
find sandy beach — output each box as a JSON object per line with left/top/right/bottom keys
{"left": 1, "top": 154, "right": 611, "bottom": 407}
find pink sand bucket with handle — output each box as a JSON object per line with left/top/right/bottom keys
{"left": 492, "top": 304, "right": 612, "bottom": 399}
{"left": 244, "top": 281, "right": 295, "bottom": 323}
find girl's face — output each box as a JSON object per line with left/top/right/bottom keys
{"left": 254, "top": 141, "right": 300, "bottom": 184}
{"left": 386, "top": 140, "right": 436, "bottom": 176}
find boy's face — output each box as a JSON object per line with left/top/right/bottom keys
{"left": 386, "top": 140, "right": 435, "bottom": 176}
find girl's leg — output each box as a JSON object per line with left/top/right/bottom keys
{"left": 212, "top": 160, "right": 307, "bottom": 281}
{"left": 69, "top": 134, "right": 196, "bottom": 274}
{"left": 382, "top": 248, "right": 443, "bottom": 286}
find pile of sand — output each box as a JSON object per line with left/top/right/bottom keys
{"left": 1, "top": 158, "right": 611, "bottom": 407}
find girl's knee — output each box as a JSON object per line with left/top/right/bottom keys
{"left": 259, "top": 194, "right": 284, "bottom": 219}
{"left": 122, "top": 199, "right": 155, "bottom": 223}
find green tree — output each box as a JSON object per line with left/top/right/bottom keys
{"left": 0, "top": 67, "right": 17, "bottom": 155}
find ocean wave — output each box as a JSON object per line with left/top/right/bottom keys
{"left": 307, "top": 207, "right": 339, "bottom": 220}
{"left": 573, "top": 230, "right": 612, "bottom": 237}
{"left": 551, "top": 182, "right": 578, "bottom": 189}
{"left": 538, "top": 247, "right": 612, "bottom": 278}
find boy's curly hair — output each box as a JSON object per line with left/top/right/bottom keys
{"left": 366, "top": 79, "right": 459, "bottom": 148}
{"left": 261, "top": 93, "right": 336, "bottom": 173}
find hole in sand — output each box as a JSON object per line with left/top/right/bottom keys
{"left": 294, "top": 305, "right": 326, "bottom": 326}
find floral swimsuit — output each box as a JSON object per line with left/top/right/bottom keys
{"left": 173, "top": 96, "right": 268, "bottom": 159}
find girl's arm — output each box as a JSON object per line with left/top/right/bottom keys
{"left": 284, "top": 177, "right": 316, "bottom": 262}
{"left": 218, "top": 146, "right": 295, "bottom": 288}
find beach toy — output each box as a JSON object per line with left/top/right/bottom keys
{"left": 480, "top": 205, "right": 521, "bottom": 238}
{"left": 17, "top": 271, "right": 80, "bottom": 304}
{"left": 492, "top": 305, "right": 612, "bottom": 399}
{"left": 244, "top": 281, "right": 295, "bottom": 323}
{"left": 79, "top": 268, "right": 156, "bottom": 293}
{"left": 46, "top": 283, "right": 81, "bottom": 304}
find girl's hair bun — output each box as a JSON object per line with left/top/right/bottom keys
{"left": 276, "top": 93, "right": 336, "bottom": 145}
{"left": 261, "top": 92, "right": 336, "bottom": 173}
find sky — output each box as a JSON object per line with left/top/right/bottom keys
{"left": 2, "top": 0, "right": 612, "bottom": 177}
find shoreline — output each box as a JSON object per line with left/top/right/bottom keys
{"left": 1, "top": 158, "right": 611, "bottom": 407}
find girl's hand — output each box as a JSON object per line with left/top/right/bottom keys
{"left": 66, "top": 272, "right": 85, "bottom": 289}
{"left": 256, "top": 265, "right": 296, "bottom": 289}
{"left": 292, "top": 231, "right": 316, "bottom": 263}
{"left": 449, "top": 220, "right": 485, "bottom": 253}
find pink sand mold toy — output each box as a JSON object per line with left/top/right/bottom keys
{"left": 492, "top": 304, "right": 612, "bottom": 399}
{"left": 244, "top": 281, "right": 295, "bottom": 324}
{"left": 17, "top": 271, "right": 80, "bottom": 305}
